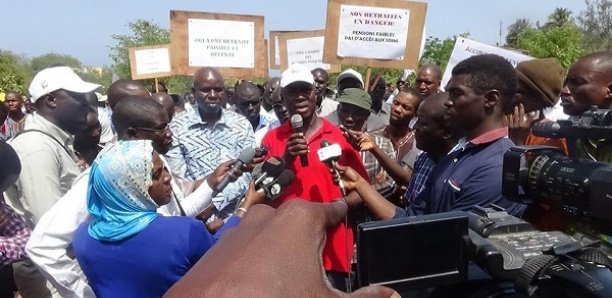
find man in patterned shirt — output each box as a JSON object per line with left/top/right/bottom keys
{"left": 335, "top": 88, "right": 396, "bottom": 197}
{"left": 166, "top": 67, "right": 256, "bottom": 220}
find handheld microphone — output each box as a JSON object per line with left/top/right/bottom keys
{"left": 212, "top": 147, "right": 256, "bottom": 197}
{"left": 253, "top": 156, "right": 284, "bottom": 186}
{"left": 260, "top": 169, "right": 295, "bottom": 201}
{"left": 318, "top": 140, "right": 346, "bottom": 196}
{"left": 290, "top": 114, "right": 309, "bottom": 167}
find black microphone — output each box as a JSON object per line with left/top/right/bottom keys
{"left": 318, "top": 140, "right": 346, "bottom": 196}
{"left": 212, "top": 147, "right": 256, "bottom": 197}
{"left": 260, "top": 169, "right": 295, "bottom": 201}
{"left": 290, "top": 114, "right": 309, "bottom": 167}
{"left": 253, "top": 156, "right": 285, "bottom": 187}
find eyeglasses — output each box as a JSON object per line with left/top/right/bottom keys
{"left": 135, "top": 124, "right": 170, "bottom": 134}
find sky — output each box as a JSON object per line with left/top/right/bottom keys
{"left": 0, "top": 0, "right": 587, "bottom": 67}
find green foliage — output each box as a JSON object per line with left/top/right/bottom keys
{"left": 578, "top": 0, "right": 612, "bottom": 51}
{"left": 542, "top": 7, "right": 574, "bottom": 30}
{"left": 505, "top": 18, "right": 533, "bottom": 48}
{"left": 516, "top": 24, "right": 585, "bottom": 69}
{"left": 419, "top": 33, "right": 469, "bottom": 74}
{"left": 0, "top": 50, "right": 31, "bottom": 94}
{"left": 109, "top": 19, "right": 170, "bottom": 80}
{"left": 30, "top": 53, "right": 82, "bottom": 73}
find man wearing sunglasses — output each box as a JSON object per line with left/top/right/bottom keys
{"left": 5, "top": 66, "right": 100, "bottom": 297}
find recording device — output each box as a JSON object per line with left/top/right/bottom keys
{"left": 532, "top": 107, "right": 612, "bottom": 140}
{"left": 502, "top": 145, "right": 612, "bottom": 227}
{"left": 211, "top": 147, "right": 256, "bottom": 197}
{"left": 252, "top": 156, "right": 295, "bottom": 200}
{"left": 253, "top": 156, "right": 284, "bottom": 186}
{"left": 355, "top": 109, "right": 612, "bottom": 296}
{"left": 357, "top": 211, "right": 469, "bottom": 293}
{"left": 254, "top": 146, "right": 269, "bottom": 158}
{"left": 290, "top": 114, "right": 308, "bottom": 167}
{"left": 258, "top": 170, "right": 295, "bottom": 200}
{"left": 318, "top": 140, "right": 346, "bottom": 196}
{"left": 339, "top": 124, "right": 360, "bottom": 145}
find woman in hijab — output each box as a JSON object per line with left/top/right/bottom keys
{"left": 72, "top": 140, "right": 261, "bottom": 297}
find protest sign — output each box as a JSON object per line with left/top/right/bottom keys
{"left": 323, "top": 0, "right": 427, "bottom": 70}
{"left": 128, "top": 45, "right": 172, "bottom": 80}
{"left": 269, "top": 30, "right": 296, "bottom": 69}
{"left": 170, "top": 10, "right": 267, "bottom": 78}
{"left": 278, "top": 30, "right": 341, "bottom": 72}
{"left": 441, "top": 37, "right": 533, "bottom": 88}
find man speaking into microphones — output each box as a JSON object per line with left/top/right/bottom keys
{"left": 260, "top": 64, "right": 368, "bottom": 292}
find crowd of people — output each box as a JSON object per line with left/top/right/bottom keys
{"left": 0, "top": 49, "right": 611, "bottom": 297}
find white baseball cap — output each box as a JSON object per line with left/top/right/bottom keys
{"left": 336, "top": 69, "right": 364, "bottom": 88}
{"left": 281, "top": 64, "right": 315, "bottom": 88}
{"left": 28, "top": 66, "right": 101, "bottom": 103}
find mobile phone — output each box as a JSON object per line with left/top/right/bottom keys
{"left": 339, "top": 125, "right": 360, "bottom": 144}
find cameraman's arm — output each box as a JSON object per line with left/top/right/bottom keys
{"left": 335, "top": 164, "right": 398, "bottom": 220}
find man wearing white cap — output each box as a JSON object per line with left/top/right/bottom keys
{"left": 5, "top": 66, "right": 99, "bottom": 298}
{"left": 260, "top": 64, "right": 368, "bottom": 291}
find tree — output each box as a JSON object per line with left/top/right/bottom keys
{"left": 516, "top": 24, "right": 585, "bottom": 69}
{"left": 109, "top": 19, "right": 170, "bottom": 79}
{"left": 109, "top": 20, "right": 194, "bottom": 93}
{"left": 30, "top": 53, "right": 82, "bottom": 74}
{"left": 419, "top": 33, "right": 469, "bottom": 74}
{"left": 505, "top": 18, "right": 532, "bottom": 48}
{"left": 542, "top": 7, "right": 574, "bottom": 29}
{"left": 578, "top": 0, "right": 612, "bottom": 51}
{"left": 0, "top": 50, "right": 31, "bottom": 94}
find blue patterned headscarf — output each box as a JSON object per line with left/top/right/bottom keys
{"left": 87, "top": 140, "right": 160, "bottom": 241}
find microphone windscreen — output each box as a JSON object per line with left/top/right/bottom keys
{"left": 290, "top": 114, "right": 303, "bottom": 130}
{"left": 237, "top": 147, "right": 257, "bottom": 164}
{"left": 276, "top": 169, "right": 296, "bottom": 186}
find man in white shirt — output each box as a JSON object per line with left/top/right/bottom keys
{"left": 26, "top": 94, "right": 239, "bottom": 297}
{"left": 6, "top": 66, "right": 100, "bottom": 298}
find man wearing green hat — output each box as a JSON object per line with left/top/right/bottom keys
{"left": 336, "top": 88, "right": 396, "bottom": 199}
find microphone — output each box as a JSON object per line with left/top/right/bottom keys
{"left": 253, "top": 156, "right": 285, "bottom": 186}
{"left": 318, "top": 140, "right": 347, "bottom": 196}
{"left": 259, "top": 169, "right": 295, "bottom": 201}
{"left": 290, "top": 114, "right": 309, "bottom": 167}
{"left": 212, "top": 147, "right": 256, "bottom": 197}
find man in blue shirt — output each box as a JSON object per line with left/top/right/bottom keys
{"left": 336, "top": 54, "right": 526, "bottom": 218}
{"left": 404, "top": 54, "right": 526, "bottom": 217}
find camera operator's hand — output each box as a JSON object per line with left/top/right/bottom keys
{"left": 331, "top": 164, "right": 365, "bottom": 192}
{"left": 165, "top": 200, "right": 397, "bottom": 298}
{"left": 283, "top": 132, "right": 308, "bottom": 164}
{"left": 507, "top": 103, "right": 541, "bottom": 146}
{"left": 206, "top": 160, "right": 244, "bottom": 190}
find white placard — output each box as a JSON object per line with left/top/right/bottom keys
{"left": 441, "top": 37, "right": 533, "bottom": 88}
{"left": 274, "top": 35, "right": 281, "bottom": 65}
{"left": 134, "top": 48, "right": 171, "bottom": 75}
{"left": 188, "top": 19, "right": 255, "bottom": 68}
{"left": 287, "top": 36, "right": 331, "bottom": 71}
{"left": 337, "top": 4, "right": 410, "bottom": 60}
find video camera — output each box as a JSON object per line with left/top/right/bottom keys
{"left": 355, "top": 108, "right": 612, "bottom": 297}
